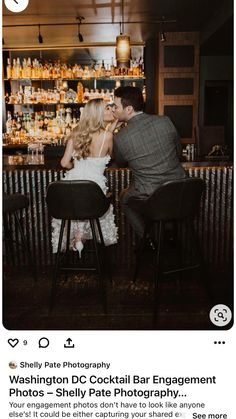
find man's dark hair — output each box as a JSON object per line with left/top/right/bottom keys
{"left": 114, "top": 86, "right": 144, "bottom": 112}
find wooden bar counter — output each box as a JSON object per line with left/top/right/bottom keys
{"left": 3, "top": 155, "right": 233, "bottom": 269}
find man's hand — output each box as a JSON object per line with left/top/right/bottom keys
{"left": 107, "top": 119, "right": 124, "bottom": 133}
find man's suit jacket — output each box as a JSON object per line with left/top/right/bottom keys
{"left": 114, "top": 113, "right": 186, "bottom": 197}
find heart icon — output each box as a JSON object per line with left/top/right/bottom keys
{"left": 8, "top": 338, "right": 19, "bottom": 348}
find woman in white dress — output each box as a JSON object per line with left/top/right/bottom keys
{"left": 51, "top": 98, "right": 118, "bottom": 256}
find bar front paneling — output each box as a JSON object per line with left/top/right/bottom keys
{"left": 188, "top": 166, "right": 233, "bottom": 267}
{"left": 3, "top": 165, "right": 233, "bottom": 268}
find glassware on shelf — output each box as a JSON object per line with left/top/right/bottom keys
{"left": 4, "top": 109, "right": 80, "bottom": 144}
{"left": 64, "top": 89, "right": 77, "bottom": 103}
{"left": 27, "top": 142, "right": 45, "bottom": 164}
{"left": 38, "top": 142, "right": 45, "bottom": 164}
{"left": 27, "top": 142, "right": 38, "bottom": 162}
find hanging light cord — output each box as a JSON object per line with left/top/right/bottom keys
{"left": 121, "top": 0, "right": 125, "bottom": 34}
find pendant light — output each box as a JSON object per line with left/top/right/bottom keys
{"left": 76, "top": 16, "right": 84, "bottom": 42}
{"left": 160, "top": 31, "right": 166, "bottom": 42}
{"left": 160, "top": 17, "right": 167, "bottom": 42}
{"left": 38, "top": 24, "right": 43, "bottom": 44}
{"left": 115, "top": 0, "right": 131, "bottom": 68}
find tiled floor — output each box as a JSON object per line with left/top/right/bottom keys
{"left": 3, "top": 239, "right": 233, "bottom": 331}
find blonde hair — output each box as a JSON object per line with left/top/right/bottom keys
{"left": 67, "top": 98, "right": 106, "bottom": 159}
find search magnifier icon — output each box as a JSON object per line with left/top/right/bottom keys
{"left": 210, "top": 304, "right": 232, "bottom": 327}
{"left": 38, "top": 337, "right": 49, "bottom": 348}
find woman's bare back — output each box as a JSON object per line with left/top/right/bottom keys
{"left": 89, "top": 130, "right": 113, "bottom": 158}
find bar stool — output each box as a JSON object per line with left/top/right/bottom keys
{"left": 128, "top": 177, "right": 205, "bottom": 300}
{"left": 46, "top": 180, "right": 111, "bottom": 311}
{"left": 3, "top": 193, "right": 35, "bottom": 277}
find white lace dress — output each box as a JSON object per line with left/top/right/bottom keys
{"left": 51, "top": 155, "right": 118, "bottom": 253}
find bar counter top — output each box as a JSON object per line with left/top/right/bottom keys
{"left": 2, "top": 153, "right": 233, "bottom": 171}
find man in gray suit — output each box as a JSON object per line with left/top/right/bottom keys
{"left": 113, "top": 86, "right": 186, "bottom": 240}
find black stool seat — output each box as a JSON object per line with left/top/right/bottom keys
{"left": 129, "top": 178, "right": 204, "bottom": 222}
{"left": 46, "top": 180, "right": 112, "bottom": 312}
{"left": 128, "top": 177, "right": 205, "bottom": 292}
{"left": 3, "top": 194, "right": 29, "bottom": 214}
{"left": 46, "top": 180, "right": 110, "bottom": 220}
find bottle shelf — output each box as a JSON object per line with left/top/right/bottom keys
{"left": 4, "top": 76, "right": 145, "bottom": 82}
{"left": 6, "top": 102, "right": 85, "bottom": 106}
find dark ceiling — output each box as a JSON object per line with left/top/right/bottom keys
{"left": 200, "top": 16, "right": 233, "bottom": 56}
{"left": 2, "top": 0, "right": 233, "bottom": 59}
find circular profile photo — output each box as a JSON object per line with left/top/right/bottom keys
{"left": 9, "top": 361, "right": 17, "bottom": 369}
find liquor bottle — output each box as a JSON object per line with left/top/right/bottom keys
{"left": 42, "top": 62, "right": 50, "bottom": 79}
{"left": 17, "top": 85, "right": 24, "bottom": 103}
{"left": 101, "top": 60, "right": 106, "bottom": 77}
{"left": 6, "top": 111, "right": 12, "bottom": 134}
{"left": 8, "top": 91, "right": 15, "bottom": 104}
{"left": 21, "top": 58, "right": 27, "bottom": 78}
{"left": 61, "top": 63, "right": 67, "bottom": 79}
{"left": 31, "top": 59, "right": 36, "bottom": 78}
{"left": 54, "top": 61, "right": 60, "bottom": 78}
{"left": 77, "top": 64, "right": 83, "bottom": 78}
{"left": 128, "top": 61, "right": 133, "bottom": 76}
{"left": 114, "top": 64, "right": 120, "bottom": 76}
{"left": 122, "top": 67, "right": 127, "bottom": 76}
{"left": 95, "top": 64, "right": 101, "bottom": 78}
{"left": 72, "top": 64, "right": 78, "bottom": 78}
{"left": 110, "top": 57, "right": 115, "bottom": 76}
{"left": 26, "top": 57, "right": 32, "bottom": 78}
{"left": 60, "top": 87, "right": 65, "bottom": 103}
{"left": 105, "top": 64, "right": 111, "bottom": 77}
{"left": 142, "top": 85, "right": 146, "bottom": 102}
{"left": 83, "top": 66, "right": 90, "bottom": 79}
{"left": 66, "top": 65, "right": 73, "bottom": 79}
{"left": 11, "top": 59, "right": 17, "bottom": 78}
{"left": 139, "top": 57, "right": 145, "bottom": 76}
{"left": 89, "top": 66, "right": 96, "bottom": 78}
{"left": 6, "top": 58, "right": 12, "bottom": 79}
{"left": 132, "top": 58, "right": 138, "bottom": 76}
{"left": 36, "top": 88, "right": 42, "bottom": 103}
{"left": 52, "top": 62, "right": 57, "bottom": 78}
{"left": 83, "top": 88, "right": 90, "bottom": 102}
{"left": 77, "top": 82, "right": 84, "bottom": 103}
{"left": 15, "top": 58, "right": 22, "bottom": 78}
{"left": 16, "top": 114, "right": 22, "bottom": 131}
{"left": 5, "top": 92, "right": 10, "bottom": 104}
{"left": 33, "top": 59, "right": 40, "bottom": 78}
{"left": 65, "top": 108, "right": 72, "bottom": 126}
{"left": 38, "top": 61, "right": 43, "bottom": 79}
{"left": 53, "top": 87, "right": 60, "bottom": 103}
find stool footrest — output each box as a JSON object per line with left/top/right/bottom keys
{"left": 163, "top": 263, "right": 200, "bottom": 275}
{"left": 59, "top": 267, "right": 97, "bottom": 272}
